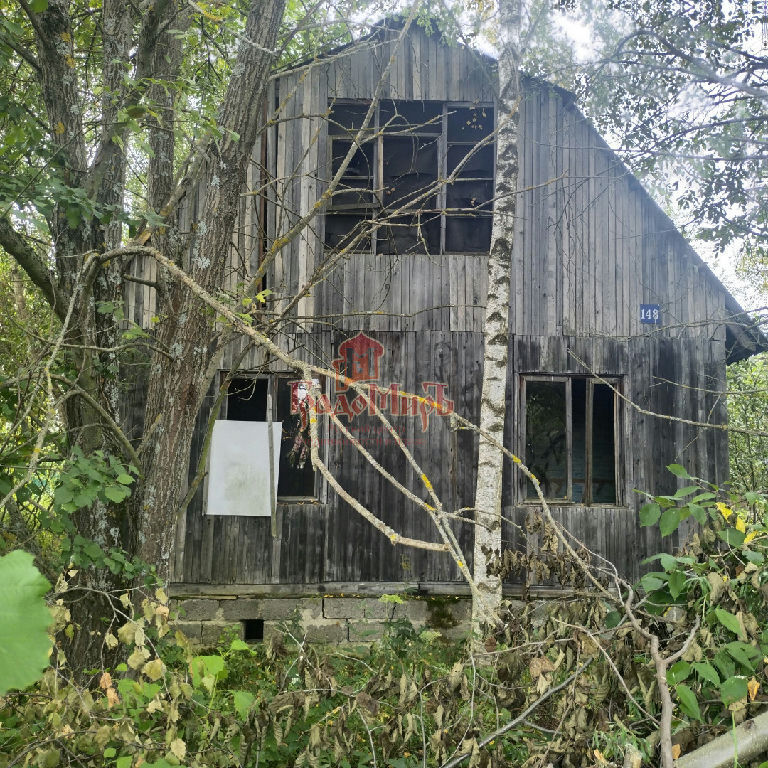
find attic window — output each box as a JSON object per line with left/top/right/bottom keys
{"left": 325, "top": 100, "right": 494, "bottom": 255}
{"left": 522, "top": 376, "right": 621, "bottom": 505}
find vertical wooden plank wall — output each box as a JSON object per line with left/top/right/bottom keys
{"left": 130, "top": 25, "right": 740, "bottom": 589}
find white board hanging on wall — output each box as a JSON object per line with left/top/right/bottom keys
{"left": 205, "top": 420, "right": 282, "bottom": 516}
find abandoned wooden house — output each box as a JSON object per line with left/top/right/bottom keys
{"left": 125, "top": 22, "right": 766, "bottom": 641}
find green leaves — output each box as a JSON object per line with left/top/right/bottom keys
{"left": 692, "top": 662, "right": 720, "bottom": 686}
{"left": 189, "top": 655, "right": 226, "bottom": 692}
{"left": 379, "top": 593, "right": 405, "bottom": 604}
{"left": 659, "top": 507, "right": 681, "bottom": 537}
{"left": 717, "top": 528, "right": 745, "bottom": 547}
{"left": 673, "top": 485, "right": 699, "bottom": 499}
{"left": 634, "top": 475, "right": 768, "bottom": 726}
{"left": 687, "top": 502, "right": 707, "bottom": 524}
{"left": 639, "top": 572, "right": 666, "bottom": 593}
{"left": 104, "top": 484, "right": 130, "bottom": 503}
{"left": 46, "top": 448, "right": 143, "bottom": 575}
{"left": 0, "top": 551, "right": 52, "bottom": 695}
{"left": 667, "top": 661, "right": 691, "bottom": 685}
{"left": 719, "top": 677, "right": 748, "bottom": 706}
{"left": 714, "top": 608, "right": 745, "bottom": 640}
{"left": 637, "top": 468, "right": 763, "bottom": 549}
{"left": 232, "top": 690, "right": 255, "bottom": 720}
{"left": 675, "top": 684, "right": 701, "bottom": 721}
{"left": 639, "top": 502, "right": 661, "bottom": 526}
{"left": 53, "top": 447, "right": 136, "bottom": 515}
{"left": 667, "top": 569, "right": 686, "bottom": 599}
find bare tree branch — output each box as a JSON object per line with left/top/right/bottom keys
{"left": 439, "top": 659, "right": 594, "bottom": 768}
{"left": 0, "top": 216, "right": 62, "bottom": 318}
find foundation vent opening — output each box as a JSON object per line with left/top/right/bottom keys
{"left": 242, "top": 618, "right": 264, "bottom": 642}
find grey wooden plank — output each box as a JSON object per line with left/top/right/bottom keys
{"left": 411, "top": 30, "right": 422, "bottom": 100}
{"left": 586, "top": 112, "right": 597, "bottom": 335}
{"left": 543, "top": 87, "right": 558, "bottom": 336}
{"left": 597, "top": 145, "right": 610, "bottom": 336}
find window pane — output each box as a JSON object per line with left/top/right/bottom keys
{"left": 227, "top": 378, "right": 267, "bottom": 421}
{"left": 331, "top": 180, "right": 375, "bottom": 209}
{"left": 382, "top": 136, "right": 438, "bottom": 183}
{"left": 331, "top": 140, "right": 374, "bottom": 178}
{"left": 329, "top": 103, "right": 370, "bottom": 134}
{"left": 571, "top": 379, "right": 586, "bottom": 503}
{"left": 592, "top": 384, "right": 617, "bottom": 503}
{"left": 525, "top": 381, "right": 568, "bottom": 499}
{"left": 377, "top": 212, "right": 441, "bottom": 254}
{"left": 447, "top": 144, "right": 494, "bottom": 177}
{"left": 325, "top": 214, "right": 371, "bottom": 250}
{"left": 446, "top": 180, "right": 494, "bottom": 212}
{"left": 326, "top": 101, "right": 496, "bottom": 256}
{"left": 276, "top": 379, "right": 316, "bottom": 497}
{"left": 445, "top": 215, "right": 491, "bottom": 252}
{"left": 380, "top": 100, "right": 442, "bottom": 134}
{"left": 447, "top": 106, "right": 494, "bottom": 142}
{"left": 383, "top": 173, "right": 439, "bottom": 209}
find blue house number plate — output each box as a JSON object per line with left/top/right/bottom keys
{"left": 640, "top": 304, "right": 661, "bottom": 324}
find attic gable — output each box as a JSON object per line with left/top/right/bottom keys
{"left": 263, "top": 23, "right": 766, "bottom": 358}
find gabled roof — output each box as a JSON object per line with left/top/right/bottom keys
{"left": 275, "top": 18, "right": 768, "bottom": 362}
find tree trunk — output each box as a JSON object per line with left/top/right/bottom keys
{"left": 10, "top": 0, "right": 285, "bottom": 672}
{"left": 136, "top": 0, "right": 285, "bottom": 582}
{"left": 31, "top": 0, "right": 135, "bottom": 674}
{"left": 471, "top": 0, "right": 522, "bottom": 635}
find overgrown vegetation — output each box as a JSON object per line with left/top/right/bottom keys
{"left": 727, "top": 356, "right": 768, "bottom": 497}
{"left": 1, "top": 0, "right": 768, "bottom": 764}
{"left": 1, "top": 470, "right": 767, "bottom": 767}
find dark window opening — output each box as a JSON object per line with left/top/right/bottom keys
{"left": 324, "top": 100, "right": 495, "bottom": 255}
{"left": 242, "top": 618, "right": 264, "bottom": 642}
{"left": 274, "top": 377, "right": 316, "bottom": 498}
{"left": 225, "top": 375, "right": 318, "bottom": 499}
{"left": 525, "top": 380, "right": 567, "bottom": 499}
{"left": 524, "top": 376, "right": 620, "bottom": 505}
{"left": 380, "top": 100, "right": 442, "bottom": 134}
{"left": 592, "top": 383, "right": 617, "bottom": 503}
{"left": 227, "top": 378, "right": 268, "bottom": 421}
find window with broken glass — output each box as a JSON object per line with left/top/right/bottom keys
{"left": 522, "top": 375, "right": 622, "bottom": 505}
{"left": 225, "top": 376, "right": 319, "bottom": 499}
{"left": 324, "top": 100, "right": 495, "bottom": 255}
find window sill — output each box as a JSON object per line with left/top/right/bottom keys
{"left": 321, "top": 248, "right": 490, "bottom": 256}
{"left": 520, "top": 500, "right": 628, "bottom": 509}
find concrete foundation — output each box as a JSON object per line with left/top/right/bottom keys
{"left": 170, "top": 593, "right": 473, "bottom": 646}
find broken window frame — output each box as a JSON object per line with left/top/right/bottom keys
{"left": 324, "top": 99, "right": 495, "bottom": 255}
{"left": 221, "top": 373, "right": 325, "bottom": 502}
{"left": 519, "top": 374, "right": 623, "bottom": 506}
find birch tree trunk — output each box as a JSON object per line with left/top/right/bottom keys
{"left": 471, "top": 0, "right": 522, "bottom": 635}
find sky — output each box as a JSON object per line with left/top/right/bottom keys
{"left": 542, "top": 3, "right": 764, "bottom": 311}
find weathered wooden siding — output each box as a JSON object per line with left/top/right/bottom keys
{"left": 125, "top": 27, "right": 732, "bottom": 344}
{"left": 175, "top": 332, "right": 335, "bottom": 584}
{"left": 509, "top": 78, "right": 727, "bottom": 341}
{"left": 117, "top": 25, "right": 739, "bottom": 589}
{"left": 253, "top": 28, "right": 731, "bottom": 341}
{"left": 503, "top": 335, "right": 727, "bottom": 584}
{"left": 174, "top": 329, "right": 727, "bottom": 586}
